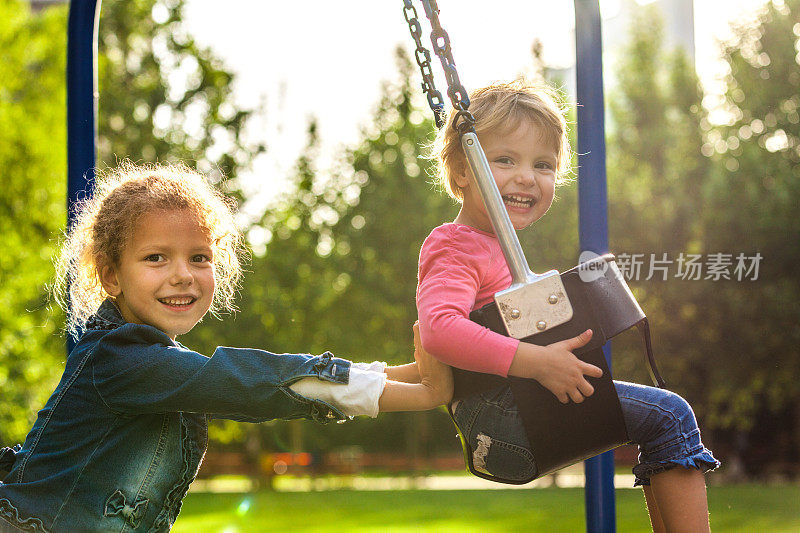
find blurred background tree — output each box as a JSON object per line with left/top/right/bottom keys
{"left": 605, "top": 1, "right": 799, "bottom": 477}
{"left": 0, "top": 0, "right": 68, "bottom": 444}
{"left": 97, "top": 0, "right": 263, "bottom": 189}
{"left": 0, "top": 0, "right": 260, "bottom": 444}
{"left": 605, "top": 4, "right": 712, "bottom": 418}
{"left": 698, "top": 0, "right": 800, "bottom": 476}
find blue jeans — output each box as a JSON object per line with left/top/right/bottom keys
{"left": 452, "top": 380, "right": 720, "bottom": 485}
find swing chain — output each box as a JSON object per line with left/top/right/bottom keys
{"left": 419, "top": 0, "right": 475, "bottom": 134}
{"left": 403, "top": 0, "right": 445, "bottom": 128}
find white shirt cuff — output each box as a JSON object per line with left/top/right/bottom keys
{"left": 289, "top": 366, "right": 387, "bottom": 418}
{"left": 351, "top": 361, "right": 387, "bottom": 373}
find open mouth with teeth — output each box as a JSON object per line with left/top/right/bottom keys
{"left": 158, "top": 297, "right": 197, "bottom": 308}
{"left": 502, "top": 194, "right": 535, "bottom": 208}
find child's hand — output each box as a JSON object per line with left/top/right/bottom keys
{"left": 413, "top": 321, "right": 454, "bottom": 406}
{"left": 376, "top": 323, "right": 453, "bottom": 412}
{"left": 508, "top": 329, "right": 602, "bottom": 404}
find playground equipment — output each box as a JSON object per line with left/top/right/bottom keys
{"left": 65, "top": 1, "right": 663, "bottom": 531}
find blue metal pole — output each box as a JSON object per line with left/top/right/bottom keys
{"left": 574, "top": 1, "right": 616, "bottom": 532}
{"left": 67, "top": 0, "right": 100, "bottom": 225}
{"left": 67, "top": 0, "right": 101, "bottom": 351}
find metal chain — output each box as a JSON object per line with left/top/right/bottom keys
{"left": 403, "top": 0, "right": 445, "bottom": 128}
{"left": 418, "top": 0, "right": 475, "bottom": 134}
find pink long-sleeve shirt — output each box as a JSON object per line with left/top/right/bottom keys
{"left": 416, "top": 223, "right": 520, "bottom": 377}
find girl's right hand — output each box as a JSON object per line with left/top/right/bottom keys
{"left": 376, "top": 323, "right": 454, "bottom": 413}
{"left": 507, "top": 329, "right": 602, "bottom": 404}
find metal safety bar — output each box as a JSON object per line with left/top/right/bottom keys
{"left": 460, "top": 133, "right": 543, "bottom": 286}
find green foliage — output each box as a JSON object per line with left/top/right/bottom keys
{"left": 699, "top": 0, "right": 800, "bottom": 430}
{"left": 605, "top": 0, "right": 800, "bottom": 461}
{"left": 309, "top": 54, "right": 456, "bottom": 363}
{"left": 0, "top": 0, "right": 260, "bottom": 445}
{"left": 0, "top": 0, "right": 68, "bottom": 444}
{"left": 605, "top": 5, "right": 712, "bottom": 393}
{"left": 97, "top": 0, "right": 263, "bottom": 187}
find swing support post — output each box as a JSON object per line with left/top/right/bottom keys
{"left": 67, "top": 0, "right": 100, "bottom": 225}
{"left": 66, "top": 0, "right": 101, "bottom": 352}
{"left": 575, "top": 1, "right": 617, "bottom": 532}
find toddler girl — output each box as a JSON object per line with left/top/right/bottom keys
{"left": 0, "top": 162, "right": 452, "bottom": 533}
{"left": 416, "top": 80, "right": 719, "bottom": 531}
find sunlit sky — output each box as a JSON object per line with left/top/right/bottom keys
{"left": 182, "top": 0, "right": 770, "bottom": 208}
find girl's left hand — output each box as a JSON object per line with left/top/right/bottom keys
{"left": 413, "top": 321, "right": 454, "bottom": 406}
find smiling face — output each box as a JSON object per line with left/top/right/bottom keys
{"left": 454, "top": 120, "right": 558, "bottom": 233}
{"left": 99, "top": 209, "right": 216, "bottom": 339}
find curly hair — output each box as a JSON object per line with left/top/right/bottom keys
{"left": 54, "top": 161, "right": 245, "bottom": 338}
{"left": 433, "top": 79, "right": 572, "bottom": 201}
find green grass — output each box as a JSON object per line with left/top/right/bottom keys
{"left": 173, "top": 484, "right": 800, "bottom": 532}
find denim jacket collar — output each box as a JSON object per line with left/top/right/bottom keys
{"left": 85, "top": 300, "right": 126, "bottom": 331}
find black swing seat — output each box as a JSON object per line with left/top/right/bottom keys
{"left": 451, "top": 253, "right": 666, "bottom": 484}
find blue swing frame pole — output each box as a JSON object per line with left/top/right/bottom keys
{"left": 67, "top": 0, "right": 101, "bottom": 351}
{"left": 67, "top": 0, "right": 100, "bottom": 223}
{"left": 574, "top": 1, "right": 616, "bottom": 532}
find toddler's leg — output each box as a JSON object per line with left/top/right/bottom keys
{"left": 615, "top": 381, "right": 719, "bottom": 532}
{"left": 649, "top": 467, "right": 709, "bottom": 532}
{"left": 642, "top": 485, "right": 666, "bottom": 532}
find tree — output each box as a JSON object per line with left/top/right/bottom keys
{"left": 0, "top": 0, "right": 261, "bottom": 445}
{"left": 604, "top": 4, "right": 712, "bottom": 393}
{"left": 0, "top": 0, "right": 68, "bottom": 444}
{"left": 605, "top": 1, "right": 800, "bottom": 475}
{"left": 97, "top": 0, "right": 263, "bottom": 185}
{"left": 698, "top": 0, "right": 800, "bottom": 472}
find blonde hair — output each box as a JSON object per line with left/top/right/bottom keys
{"left": 434, "top": 79, "right": 572, "bottom": 201}
{"left": 54, "top": 161, "right": 245, "bottom": 338}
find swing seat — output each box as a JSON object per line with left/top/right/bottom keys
{"left": 451, "top": 253, "right": 665, "bottom": 484}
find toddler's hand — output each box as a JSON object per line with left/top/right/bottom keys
{"left": 510, "top": 329, "right": 602, "bottom": 404}
{"left": 413, "top": 321, "right": 454, "bottom": 406}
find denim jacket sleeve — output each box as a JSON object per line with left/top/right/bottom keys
{"left": 90, "top": 323, "right": 352, "bottom": 422}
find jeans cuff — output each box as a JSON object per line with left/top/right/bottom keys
{"left": 632, "top": 448, "right": 720, "bottom": 487}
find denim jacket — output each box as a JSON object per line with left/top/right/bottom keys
{"left": 0, "top": 300, "right": 351, "bottom": 532}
